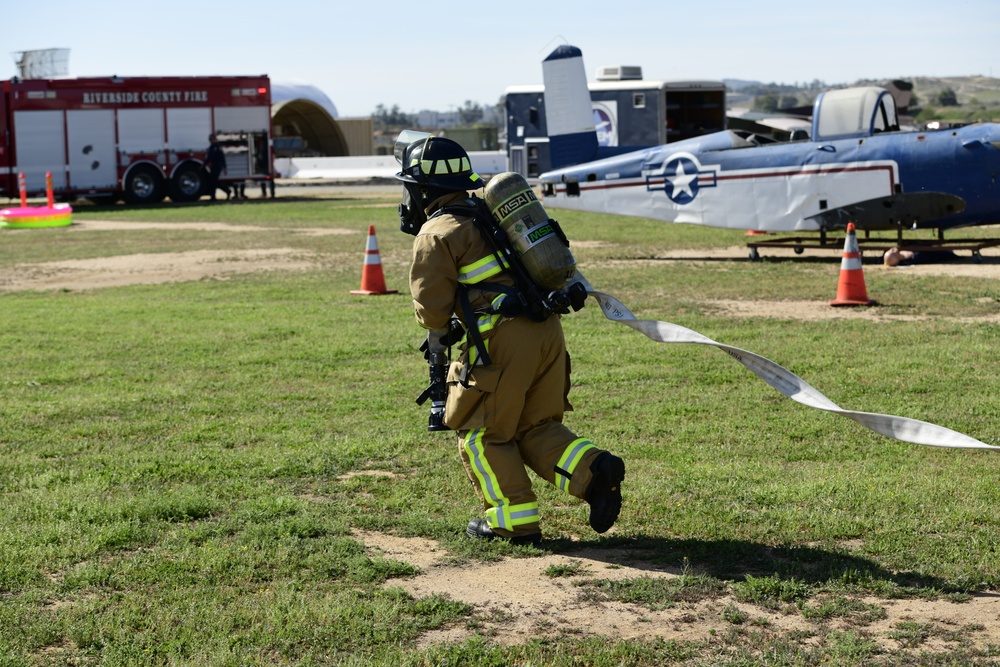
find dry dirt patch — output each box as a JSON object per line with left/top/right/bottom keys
{"left": 702, "top": 299, "right": 1000, "bottom": 323}
{"left": 0, "top": 248, "right": 318, "bottom": 292}
{"left": 356, "top": 530, "right": 1000, "bottom": 653}
{"left": 595, "top": 244, "right": 1000, "bottom": 322}
{"left": 0, "top": 219, "right": 360, "bottom": 291}
{"left": 68, "top": 219, "right": 359, "bottom": 236}
{"left": 5, "top": 226, "right": 999, "bottom": 318}
{"left": 612, "top": 244, "right": 1000, "bottom": 276}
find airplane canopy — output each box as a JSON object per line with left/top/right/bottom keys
{"left": 812, "top": 87, "right": 899, "bottom": 141}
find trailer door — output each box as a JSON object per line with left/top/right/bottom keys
{"left": 67, "top": 110, "right": 117, "bottom": 190}
{"left": 13, "top": 110, "right": 66, "bottom": 191}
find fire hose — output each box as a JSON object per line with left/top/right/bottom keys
{"left": 578, "top": 273, "right": 997, "bottom": 451}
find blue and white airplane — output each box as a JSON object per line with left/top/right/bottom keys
{"left": 535, "top": 46, "right": 1000, "bottom": 249}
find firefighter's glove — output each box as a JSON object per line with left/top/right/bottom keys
{"left": 568, "top": 282, "right": 588, "bottom": 312}
{"left": 548, "top": 290, "right": 571, "bottom": 315}
{"left": 443, "top": 317, "right": 466, "bottom": 346}
{"left": 494, "top": 295, "right": 525, "bottom": 318}
{"left": 425, "top": 328, "right": 449, "bottom": 358}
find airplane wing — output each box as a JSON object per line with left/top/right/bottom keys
{"left": 805, "top": 192, "right": 966, "bottom": 231}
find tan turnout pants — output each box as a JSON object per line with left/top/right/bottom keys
{"left": 445, "top": 315, "right": 603, "bottom": 539}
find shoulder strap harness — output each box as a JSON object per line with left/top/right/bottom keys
{"left": 430, "top": 196, "right": 584, "bottom": 381}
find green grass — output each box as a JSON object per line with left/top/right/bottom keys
{"left": 2, "top": 191, "right": 999, "bottom": 665}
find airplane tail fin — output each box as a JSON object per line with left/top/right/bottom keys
{"left": 542, "top": 45, "right": 599, "bottom": 170}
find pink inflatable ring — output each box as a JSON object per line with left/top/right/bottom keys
{"left": 0, "top": 203, "right": 73, "bottom": 229}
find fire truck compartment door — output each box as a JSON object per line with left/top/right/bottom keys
{"left": 214, "top": 107, "right": 270, "bottom": 179}
{"left": 213, "top": 106, "right": 269, "bottom": 135}
{"left": 118, "top": 109, "right": 165, "bottom": 155}
{"left": 167, "top": 107, "right": 212, "bottom": 152}
{"left": 68, "top": 110, "right": 117, "bottom": 190}
{"left": 13, "top": 111, "right": 67, "bottom": 191}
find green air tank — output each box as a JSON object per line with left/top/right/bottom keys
{"left": 483, "top": 171, "right": 577, "bottom": 292}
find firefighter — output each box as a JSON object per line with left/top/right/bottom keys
{"left": 205, "top": 134, "right": 230, "bottom": 201}
{"left": 396, "top": 133, "right": 625, "bottom": 545}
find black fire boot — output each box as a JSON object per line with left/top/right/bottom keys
{"left": 466, "top": 518, "right": 542, "bottom": 546}
{"left": 585, "top": 452, "right": 625, "bottom": 533}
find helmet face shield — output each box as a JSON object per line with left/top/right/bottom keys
{"left": 394, "top": 130, "right": 431, "bottom": 167}
{"left": 392, "top": 130, "right": 483, "bottom": 191}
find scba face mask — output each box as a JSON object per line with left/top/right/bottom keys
{"left": 398, "top": 184, "right": 427, "bottom": 236}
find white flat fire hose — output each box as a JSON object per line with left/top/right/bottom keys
{"left": 578, "top": 276, "right": 997, "bottom": 451}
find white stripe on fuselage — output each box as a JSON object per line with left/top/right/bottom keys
{"left": 549, "top": 159, "right": 900, "bottom": 232}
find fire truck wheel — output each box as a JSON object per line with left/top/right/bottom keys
{"left": 123, "top": 164, "right": 166, "bottom": 205}
{"left": 170, "top": 163, "right": 207, "bottom": 202}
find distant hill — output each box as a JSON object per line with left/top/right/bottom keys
{"left": 904, "top": 76, "right": 1000, "bottom": 105}
{"left": 725, "top": 76, "right": 1000, "bottom": 121}
{"left": 726, "top": 76, "right": 1000, "bottom": 99}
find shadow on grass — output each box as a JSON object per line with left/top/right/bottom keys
{"left": 541, "top": 534, "right": 968, "bottom": 594}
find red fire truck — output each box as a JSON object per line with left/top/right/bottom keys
{"left": 0, "top": 75, "right": 273, "bottom": 204}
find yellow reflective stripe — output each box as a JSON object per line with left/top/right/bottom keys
{"left": 458, "top": 254, "right": 508, "bottom": 285}
{"left": 467, "top": 338, "right": 487, "bottom": 366}
{"left": 418, "top": 156, "right": 472, "bottom": 176}
{"left": 555, "top": 438, "right": 597, "bottom": 492}
{"left": 464, "top": 429, "right": 539, "bottom": 531}
{"left": 487, "top": 501, "right": 539, "bottom": 530}
{"left": 464, "top": 429, "right": 502, "bottom": 521}
{"left": 478, "top": 313, "right": 502, "bottom": 334}
{"left": 466, "top": 313, "right": 501, "bottom": 366}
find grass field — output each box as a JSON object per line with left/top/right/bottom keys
{"left": 2, "top": 189, "right": 999, "bottom": 665}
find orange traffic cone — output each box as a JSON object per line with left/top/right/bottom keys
{"left": 830, "top": 223, "right": 875, "bottom": 307}
{"left": 351, "top": 225, "right": 398, "bottom": 295}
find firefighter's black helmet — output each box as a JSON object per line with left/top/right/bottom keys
{"left": 395, "top": 134, "right": 483, "bottom": 191}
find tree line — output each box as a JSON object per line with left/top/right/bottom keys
{"left": 373, "top": 100, "right": 491, "bottom": 130}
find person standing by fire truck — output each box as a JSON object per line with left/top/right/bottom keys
{"left": 205, "top": 134, "right": 230, "bottom": 201}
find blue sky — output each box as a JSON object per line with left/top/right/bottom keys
{"left": 4, "top": 0, "right": 997, "bottom": 118}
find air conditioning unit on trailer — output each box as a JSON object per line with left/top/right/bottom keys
{"left": 596, "top": 66, "right": 643, "bottom": 81}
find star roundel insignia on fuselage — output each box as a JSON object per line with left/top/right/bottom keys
{"left": 645, "top": 153, "right": 719, "bottom": 205}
